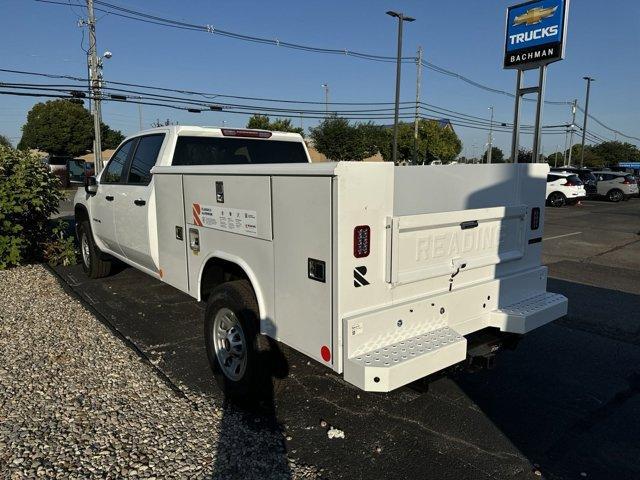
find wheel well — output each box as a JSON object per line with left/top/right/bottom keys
{"left": 608, "top": 188, "right": 623, "bottom": 195}
{"left": 74, "top": 205, "right": 89, "bottom": 237}
{"left": 200, "top": 257, "right": 252, "bottom": 302}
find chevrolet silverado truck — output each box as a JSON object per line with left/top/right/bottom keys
{"left": 74, "top": 125, "right": 567, "bottom": 401}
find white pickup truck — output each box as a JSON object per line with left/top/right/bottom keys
{"left": 75, "top": 125, "right": 567, "bottom": 401}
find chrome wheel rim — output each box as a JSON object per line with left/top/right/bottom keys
{"left": 212, "top": 308, "right": 247, "bottom": 381}
{"left": 81, "top": 232, "right": 90, "bottom": 268}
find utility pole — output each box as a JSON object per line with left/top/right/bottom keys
{"left": 580, "top": 77, "right": 595, "bottom": 168}
{"left": 87, "top": 0, "right": 103, "bottom": 173}
{"left": 321, "top": 83, "right": 329, "bottom": 117}
{"left": 387, "top": 11, "right": 415, "bottom": 165}
{"left": 554, "top": 145, "right": 559, "bottom": 167}
{"left": 567, "top": 99, "right": 577, "bottom": 166}
{"left": 413, "top": 46, "right": 423, "bottom": 165}
{"left": 138, "top": 103, "right": 143, "bottom": 131}
{"left": 487, "top": 106, "right": 494, "bottom": 163}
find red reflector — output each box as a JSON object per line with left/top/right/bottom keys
{"left": 353, "top": 225, "right": 370, "bottom": 258}
{"left": 530, "top": 207, "right": 540, "bottom": 230}
{"left": 221, "top": 128, "right": 272, "bottom": 139}
{"left": 321, "top": 346, "right": 331, "bottom": 362}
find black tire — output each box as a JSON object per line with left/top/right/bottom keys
{"left": 204, "top": 280, "right": 286, "bottom": 406}
{"left": 607, "top": 189, "right": 624, "bottom": 203}
{"left": 547, "top": 192, "right": 566, "bottom": 208}
{"left": 78, "top": 221, "right": 112, "bottom": 279}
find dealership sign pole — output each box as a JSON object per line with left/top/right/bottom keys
{"left": 505, "top": 0, "right": 570, "bottom": 163}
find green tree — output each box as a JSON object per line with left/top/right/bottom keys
{"left": 380, "top": 120, "right": 463, "bottom": 164}
{"left": 246, "top": 114, "right": 271, "bottom": 130}
{"left": 591, "top": 141, "right": 640, "bottom": 166}
{"left": 310, "top": 117, "right": 369, "bottom": 161}
{"left": 101, "top": 124, "right": 125, "bottom": 149}
{"left": 482, "top": 146, "right": 506, "bottom": 163}
{"left": 567, "top": 144, "right": 604, "bottom": 168}
{"left": 246, "top": 114, "right": 304, "bottom": 136}
{"left": 0, "top": 134, "right": 11, "bottom": 148}
{"left": 18, "top": 99, "right": 124, "bottom": 156}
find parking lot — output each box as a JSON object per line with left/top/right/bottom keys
{"left": 50, "top": 197, "right": 640, "bottom": 480}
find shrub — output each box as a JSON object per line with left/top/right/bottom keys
{"left": 0, "top": 145, "right": 64, "bottom": 269}
{"left": 42, "top": 220, "right": 77, "bottom": 267}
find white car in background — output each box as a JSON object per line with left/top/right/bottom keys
{"left": 592, "top": 171, "right": 639, "bottom": 202}
{"left": 546, "top": 172, "right": 587, "bottom": 207}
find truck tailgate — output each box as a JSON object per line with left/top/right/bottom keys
{"left": 386, "top": 205, "right": 527, "bottom": 286}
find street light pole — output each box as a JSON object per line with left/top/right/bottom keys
{"left": 413, "top": 46, "right": 423, "bottom": 165}
{"left": 487, "top": 106, "right": 494, "bottom": 163}
{"left": 580, "top": 77, "right": 595, "bottom": 168}
{"left": 321, "top": 83, "right": 329, "bottom": 117}
{"left": 567, "top": 99, "right": 577, "bottom": 166}
{"left": 387, "top": 10, "right": 415, "bottom": 165}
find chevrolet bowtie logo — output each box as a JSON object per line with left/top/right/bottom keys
{"left": 513, "top": 6, "right": 558, "bottom": 26}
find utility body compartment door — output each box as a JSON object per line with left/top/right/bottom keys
{"left": 272, "top": 176, "right": 333, "bottom": 365}
{"left": 386, "top": 205, "right": 527, "bottom": 286}
{"left": 155, "top": 174, "right": 189, "bottom": 291}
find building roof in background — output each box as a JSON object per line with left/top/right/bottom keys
{"left": 77, "top": 150, "right": 116, "bottom": 163}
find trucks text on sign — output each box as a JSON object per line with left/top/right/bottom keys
{"left": 504, "top": 0, "right": 569, "bottom": 69}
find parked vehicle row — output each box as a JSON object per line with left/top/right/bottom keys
{"left": 546, "top": 167, "right": 638, "bottom": 207}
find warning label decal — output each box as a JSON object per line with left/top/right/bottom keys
{"left": 192, "top": 203, "right": 258, "bottom": 236}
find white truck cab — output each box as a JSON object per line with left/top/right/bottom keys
{"left": 75, "top": 125, "right": 567, "bottom": 402}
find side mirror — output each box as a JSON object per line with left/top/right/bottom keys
{"left": 84, "top": 175, "right": 98, "bottom": 195}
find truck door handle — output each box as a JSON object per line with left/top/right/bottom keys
{"left": 134, "top": 199, "right": 146, "bottom": 206}
{"left": 105, "top": 195, "right": 114, "bottom": 201}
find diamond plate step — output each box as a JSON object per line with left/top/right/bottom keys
{"left": 489, "top": 292, "right": 567, "bottom": 334}
{"left": 344, "top": 326, "right": 467, "bottom": 392}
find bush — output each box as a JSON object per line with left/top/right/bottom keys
{"left": 0, "top": 145, "right": 65, "bottom": 269}
{"left": 42, "top": 220, "right": 77, "bottom": 267}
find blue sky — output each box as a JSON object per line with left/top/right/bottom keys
{"left": 1, "top": 0, "right": 639, "bottom": 157}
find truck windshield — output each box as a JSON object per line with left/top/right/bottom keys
{"left": 172, "top": 136, "right": 308, "bottom": 166}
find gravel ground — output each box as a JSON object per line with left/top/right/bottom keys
{"left": 0, "top": 265, "right": 320, "bottom": 479}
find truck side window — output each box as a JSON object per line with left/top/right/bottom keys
{"left": 102, "top": 139, "right": 135, "bottom": 184}
{"left": 127, "top": 134, "right": 165, "bottom": 185}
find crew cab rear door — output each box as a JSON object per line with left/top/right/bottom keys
{"left": 114, "top": 133, "right": 166, "bottom": 272}
{"left": 93, "top": 138, "right": 137, "bottom": 255}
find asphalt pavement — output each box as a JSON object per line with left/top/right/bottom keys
{"left": 52, "top": 197, "right": 640, "bottom": 480}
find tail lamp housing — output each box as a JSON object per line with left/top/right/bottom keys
{"left": 530, "top": 207, "right": 540, "bottom": 231}
{"left": 353, "top": 225, "right": 371, "bottom": 258}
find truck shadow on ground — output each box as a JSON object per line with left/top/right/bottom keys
{"left": 212, "top": 335, "right": 292, "bottom": 480}
{"left": 52, "top": 264, "right": 640, "bottom": 480}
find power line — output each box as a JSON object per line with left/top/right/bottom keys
{"left": 32, "top": 0, "right": 579, "bottom": 105}
{"left": 576, "top": 105, "right": 640, "bottom": 142}
{"left": 35, "top": 0, "right": 412, "bottom": 64}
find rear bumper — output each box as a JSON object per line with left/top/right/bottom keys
{"left": 342, "top": 269, "right": 567, "bottom": 392}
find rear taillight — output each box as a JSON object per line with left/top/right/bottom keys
{"left": 563, "top": 181, "right": 577, "bottom": 187}
{"left": 353, "top": 225, "right": 370, "bottom": 258}
{"left": 531, "top": 207, "right": 540, "bottom": 230}
{"left": 621, "top": 179, "right": 633, "bottom": 184}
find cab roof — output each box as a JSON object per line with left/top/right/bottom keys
{"left": 132, "top": 125, "right": 304, "bottom": 142}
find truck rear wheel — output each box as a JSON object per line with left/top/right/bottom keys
{"left": 204, "top": 280, "right": 284, "bottom": 405}
{"left": 78, "top": 221, "right": 112, "bottom": 279}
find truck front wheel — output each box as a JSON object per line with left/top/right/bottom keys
{"left": 204, "top": 280, "right": 283, "bottom": 405}
{"left": 78, "top": 221, "right": 112, "bottom": 279}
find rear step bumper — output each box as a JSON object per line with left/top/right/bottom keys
{"left": 343, "top": 292, "right": 567, "bottom": 392}
{"left": 488, "top": 292, "right": 567, "bottom": 334}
